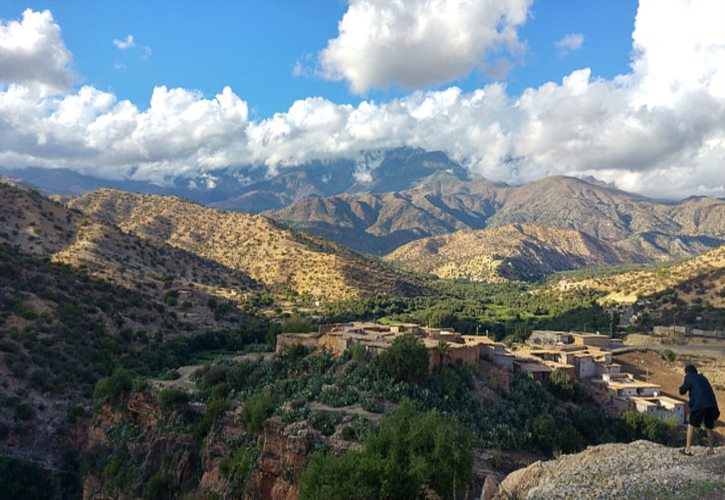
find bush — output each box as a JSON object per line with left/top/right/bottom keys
{"left": 194, "top": 398, "right": 229, "bottom": 441}
{"left": 143, "top": 472, "right": 174, "bottom": 500}
{"left": 377, "top": 334, "right": 429, "bottom": 384}
{"left": 158, "top": 388, "right": 189, "bottom": 411}
{"left": 662, "top": 349, "right": 677, "bottom": 363}
{"left": 547, "top": 369, "right": 586, "bottom": 402}
{"left": 219, "top": 446, "right": 256, "bottom": 496}
{"left": 241, "top": 391, "right": 275, "bottom": 434}
{"left": 299, "top": 401, "right": 473, "bottom": 499}
{"left": 557, "top": 425, "right": 584, "bottom": 454}
{"left": 531, "top": 413, "right": 555, "bottom": 453}
{"left": 14, "top": 403, "right": 35, "bottom": 421}
{"left": 619, "top": 411, "right": 677, "bottom": 445}
{"left": 94, "top": 367, "right": 133, "bottom": 406}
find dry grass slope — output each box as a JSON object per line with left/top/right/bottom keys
{"left": 385, "top": 223, "right": 631, "bottom": 282}
{"left": 0, "top": 184, "right": 259, "bottom": 321}
{"left": 67, "top": 189, "right": 422, "bottom": 301}
{"left": 566, "top": 244, "right": 725, "bottom": 306}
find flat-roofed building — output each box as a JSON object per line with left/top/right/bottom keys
{"left": 513, "top": 358, "right": 553, "bottom": 383}
{"left": 277, "top": 322, "right": 495, "bottom": 370}
{"left": 569, "top": 333, "right": 611, "bottom": 349}
{"left": 630, "top": 396, "right": 686, "bottom": 425}
{"left": 604, "top": 375, "right": 660, "bottom": 398}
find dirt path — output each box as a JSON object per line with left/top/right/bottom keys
{"left": 307, "top": 402, "right": 383, "bottom": 422}
{"left": 150, "top": 351, "right": 275, "bottom": 392}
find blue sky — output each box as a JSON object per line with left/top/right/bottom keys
{"left": 0, "top": 0, "right": 637, "bottom": 118}
{"left": 0, "top": 1, "right": 723, "bottom": 199}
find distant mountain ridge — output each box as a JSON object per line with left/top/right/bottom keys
{"left": 0, "top": 147, "right": 469, "bottom": 210}
{"left": 5, "top": 148, "right": 724, "bottom": 281}
{"left": 272, "top": 174, "right": 724, "bottom": 260}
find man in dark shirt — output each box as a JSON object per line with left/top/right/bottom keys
{"left": 679, "top": 364, "right": 720, "bottom": 455}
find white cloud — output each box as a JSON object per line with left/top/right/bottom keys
{"left": 0, "top": 9, "right": 72, "bottom": 94}
{"left": 319, "top": 0, "right": 532, "bottom": 93}
{"left": 113, "top": 34, "right": 152, "bottom": 60}
{"left": 0, "top": 2, "right": 724, "bottom": 200}
{"left": 555, "top": 33, "right": 584, "bottom": 54}
{"left": 113, "top": 35, "right": 135, "bottom": 49}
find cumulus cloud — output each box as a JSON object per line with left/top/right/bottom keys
{"left": 319, "top": 0, "right": 532, "bottom": 93}
{"left": 113, "top": 35, "right": 135, "bottom": 49}
{"left": 555, "top": 33, "right": 583, "bottom": 55}
{"left": 1, "top": 2, "right": 724, "bottom": 199}
{"left": 0, "top": 84, "right": 250, "bottom": 182}
{"left": 0, "top": 9, "right": 72, "bottom": 94}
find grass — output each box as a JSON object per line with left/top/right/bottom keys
{"left": 680, "top": 480, "right": 725, "bottom": 499}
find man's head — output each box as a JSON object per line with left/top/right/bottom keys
{"left": 685, "top": 364, "right": 698, "bottom": 375}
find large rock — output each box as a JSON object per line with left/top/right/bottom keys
{"left": 496, "top": 440, "right": 725, "bottom": 499}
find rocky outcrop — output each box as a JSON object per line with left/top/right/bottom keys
{"left": 493, "top": 440, "right": 725, "bottom": 499}
{"left": 252, "top": 418, "right": 322, "bottom": 500}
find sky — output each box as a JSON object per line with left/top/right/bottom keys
{"left": 0, "top": 0, "right": 723, "bottom": 199}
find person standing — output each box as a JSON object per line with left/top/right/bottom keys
{"left": 679, "top": 364, "right": 720, "bottom": 455}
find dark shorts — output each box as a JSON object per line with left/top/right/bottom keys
{"left": 689, "top": 407, "right": 720, "bottom": 429}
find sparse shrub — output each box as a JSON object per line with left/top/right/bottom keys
{"left": 241, "top": 390, "right": 275, "bottom": 434}
{"left": 557, "top": 425, "right": 584, "bottom": 454}
{"left": 143, "top": 472, "right": 174, "bottom": 500}
{"left": 14, "top": 403, "right": 35, "bottom": 421}
{"left": 94, "top": 367, "right": 133, "bottom": 406}
{"left": 619, "top": 411, "right": 677, "bottom": 445}
{"left": 547, "top": 369, "right": 587, "bottom": 402}
{"left": 340, "top": 426, "right": 357, "bottom": 441}
{"left": 194, "top": 398, "right": 229, "bottom": 441}
{"left": 158, "top": 388, "right": 189, "bottom": 411}
{"left": 662, "top": 349, "right": 677, "bottom": 363}
{"left": 348, "top": 342, "right": 367, "bottom": 362}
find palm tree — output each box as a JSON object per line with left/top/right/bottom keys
{"left": 434, "top": 339, "right": 451, "bottom": 369}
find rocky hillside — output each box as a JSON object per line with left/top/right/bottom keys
{"left": 67, "top": 189, "right": 423, "bottom": 301}
{"left": 494, "top": 440, "right": 725, "bottom": 499}
{"left": 385, "top": 223, "right": 636, "bottom": 282}
{"left": 0, "top": 184, "right": 270, "bottom": 468}
{"left": 0, "top": 184, "right": 258, "bottom": 306}
{"left": 270, "top": 175, "right": 724, "bottom": 258}
{"left": 561, "top": 244, "right": 725, "bottom": 306}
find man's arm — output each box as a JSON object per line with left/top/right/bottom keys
{"left": 679, "top": 376, "right": 691, "bottom": 396}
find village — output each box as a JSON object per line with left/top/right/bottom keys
{"left": 277, "top": 322, "right": 687, "bottom": 425}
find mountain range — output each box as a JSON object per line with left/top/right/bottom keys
{"left": 4, "top": 147, "right": 724, "bottom": 281}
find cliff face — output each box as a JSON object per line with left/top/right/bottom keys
{"left": 81, "top": 392, "right": 325, "bottom": 500}
{"left": 491, "top": 440, "right": 725, "bottom": 499}
{"left": 83, "top": 392, "right": 219, "bottom": 499}
{"left": 252, "top": 418, "right": 322, "bottom": 500}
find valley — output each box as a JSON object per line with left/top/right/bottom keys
{"left": 0, "top": 174, "right": 722, "bottom": 499}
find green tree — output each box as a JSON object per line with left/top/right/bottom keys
{"left": 434, "top": 339, "right": 451, "bottom": 368}
{"left": 300, "top": 401, "right": 473, "bottom": 500}
{"left": 531, "top": 413, "right": 555, "bottom": 453}
{"left": 377, "top": 333, "right": 429, "bottom": 383}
